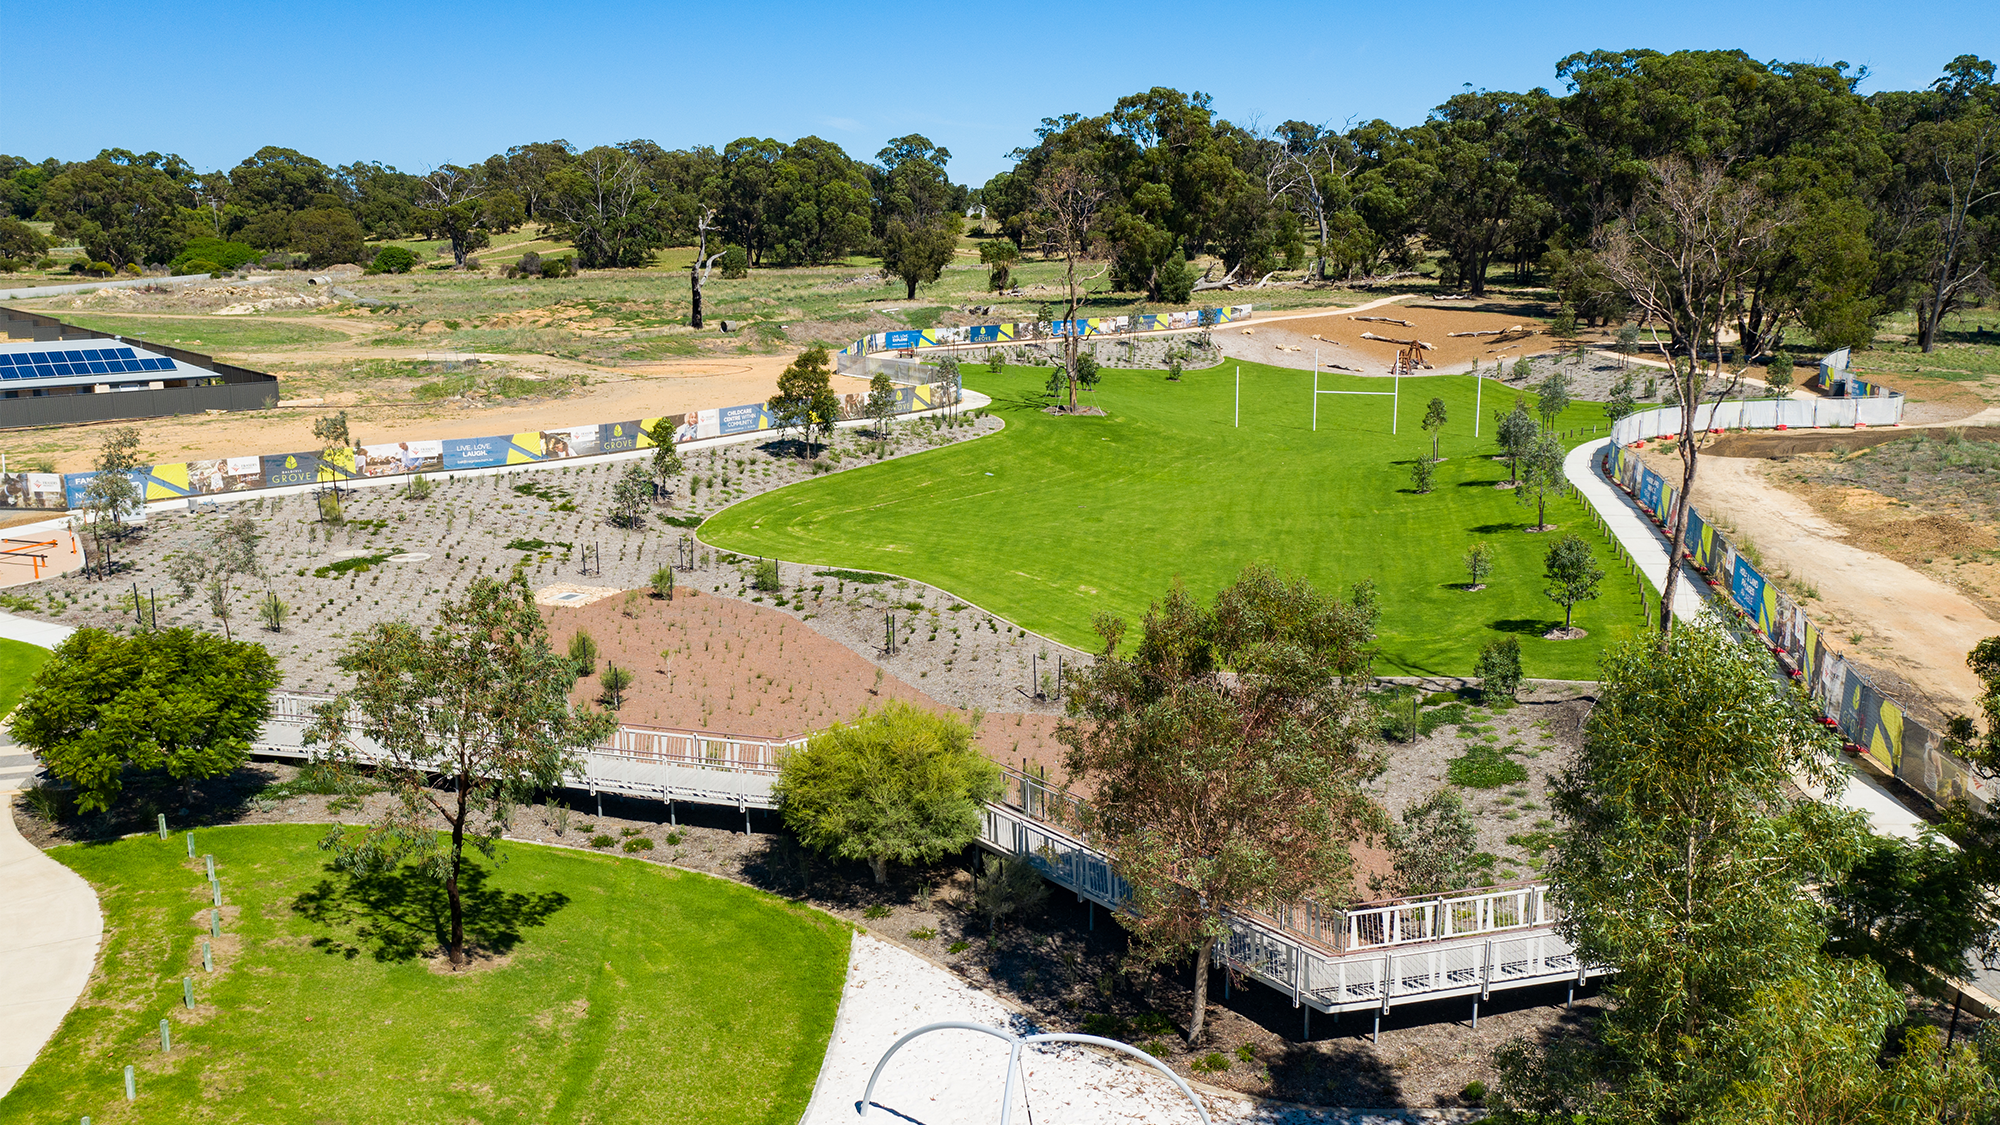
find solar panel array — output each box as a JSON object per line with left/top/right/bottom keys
{"left": 0, "top": 346, "right": 178, "bottom": 381}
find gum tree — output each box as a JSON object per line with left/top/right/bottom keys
{"left": 1542, "top": 533, "right": 1603, "bottom": 631}
{"left": 1059, "top": 567, "right": 1385, "bottom": 1044}
{"left": 645, "top": 418, "right": 683, "bottom": 500}
{"left": 305, "top": 574, "right": 615, "bottom": 969}
{"left": 1496, "top": 398, "right": 1537, "bottom": 485}
{"left": 1515, "top": 432, "right": 1566, "bottom": 531}
{"left": 1422, "top": 396, "right": 1448, "bottom": 461}
{"left": 78, "top": 425, "right": 143, "bottom": 577}
{"left": 1501, "top": 622, "right": 1995, "bottom": 1120}
{"left": 767, "top": 346, "right": 842, "bottom": 457}
{"left": 1600, "top": 158, "right": 1779, "bottom": 636}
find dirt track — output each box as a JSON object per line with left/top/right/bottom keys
{"left": 1670, "top": 455, "right": 1996, "bottom": 720}
{"left": 1221, "top": 297, "right": 1547, "bottom": 375}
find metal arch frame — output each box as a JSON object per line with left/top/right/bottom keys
{"left": 857, "top": 1021, "right": 1211, "bottom": 1125}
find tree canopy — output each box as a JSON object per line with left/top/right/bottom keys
{"left": 773, "top": 701, "right": 1002, "bottom": 884}
{"left": 304, "top": 573, "right": 615, "bottom": 968}
{"left": 1505, "top": 621, "right": 1997, "bottom": 1121}
{"left": 1058, "top": 566, "right": 1385, "bottom": 1043}
{"left": 11, "top": 627, "right": 278, "bottom": 811}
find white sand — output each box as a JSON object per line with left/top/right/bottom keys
{"left": 802, "top": 934, "right": 1485, "bottom": 1125}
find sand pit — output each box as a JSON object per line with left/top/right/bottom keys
{"left": 1231, "top": 300, "right": 1548, "bottom": 374}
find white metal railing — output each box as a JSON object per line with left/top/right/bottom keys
{"left": 255, "top": 696, "right": 1597, "bottom": 1010}
{"left": 1336, "top": 885, "right": 1550, "bottom": 951}
{"left": 264, "top": 690, "right": 804, "bottom": 774}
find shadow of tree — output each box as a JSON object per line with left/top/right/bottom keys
{"left": 291, "top": 858, "right": 568, "bottom": 963}
{"left": 1491, "top": 618, "right": 1557, "bottom": 636}
{"left": 1470, "top": 522, "right": 1528, "bottom": 534}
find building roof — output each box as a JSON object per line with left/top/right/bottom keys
{"left": 0, "top": 340, "right": 185, "bottom": 393}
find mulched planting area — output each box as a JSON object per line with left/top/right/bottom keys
{"left": 0, "top": 411, "right": 1085, "bottom": 712}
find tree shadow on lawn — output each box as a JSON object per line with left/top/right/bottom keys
{"left": 1469, "top": 521, "right": 1529, "bottom": 534}
{"left": 1491, "top": 618, "right": 1560, "bottom": 636}
{"left": 291, "top": 858, "right": 568, "bottom": 963}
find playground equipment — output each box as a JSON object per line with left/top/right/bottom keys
{"left": 1359, "top": 332, "right": 1436, "bottom": 375}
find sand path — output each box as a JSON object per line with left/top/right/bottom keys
{"left": 1685, "top": 456, "right": 1996, "bottom": 719}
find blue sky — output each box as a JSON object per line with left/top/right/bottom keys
{"left": 4, "top": 1, "right": 1992, "bottom": 184}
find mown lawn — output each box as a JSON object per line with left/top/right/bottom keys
{"left": 1, "top": 824, "right": 849, "bottom": 1125}
{"left": 703, "top": 362, "right": 1641, "bottom": 678}
{"left": 0, "top": 637, "right": 50, "bottom": 718}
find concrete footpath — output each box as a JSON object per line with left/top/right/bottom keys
{"left": 0, "top": 751, "right": 103, "bottom": 1098}
{"left": 0, "top": 613, "right": 98, "bottom": 1100}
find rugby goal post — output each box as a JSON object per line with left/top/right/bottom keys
{"left": 1312, "top": 348, "right": 1399, "bottom": 434}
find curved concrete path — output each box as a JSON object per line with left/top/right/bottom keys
{"left": 0, "top": 615, "right": 97, "bottom": 1101}
{"left": 0, "top": 782, "right": 102, "bottom": 1099}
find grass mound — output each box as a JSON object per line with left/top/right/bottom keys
{"left": 705, "top": 362, "right": 1636, "bottom": 677}
{"left": 4, "top": 824, "right": 848, "bottom": 1124}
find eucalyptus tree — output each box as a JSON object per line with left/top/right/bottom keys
{"left": 305, "top": 574, "right": 616, "bottom": 969}
{"left": 1599, "top": 158, "right": 1779, "bottom": 635}
{"left": 1500, "top": 622, "right": 1994, "bottom": 1122}
{"left": 1059, "top": 567, "right": 1385, "bottom": 1044}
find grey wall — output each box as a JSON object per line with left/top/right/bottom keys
{"left": 0, "top": 381, "right": 276, "bottom": 428}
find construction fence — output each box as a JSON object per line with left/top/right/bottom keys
{"left": 8, "top": 382, "right": 960, "bottom": 515}
{"left": 834, "top": 304, "right": 1253, "bottom": 375}
{"left": 1602, "top": 441, "right": 1990, "bottom": 813}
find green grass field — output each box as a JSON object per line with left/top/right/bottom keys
{"left": 704, "top": 362, "right": 1642, "bottom": 678}
{"left": 57, "top": 315, "right": 349, "bottom": 350}
{"left": 2, "top": 825, "right": 848, "bottom": 1125}
{"left": 0, "top": 637, "right": 50, "bottom": 718}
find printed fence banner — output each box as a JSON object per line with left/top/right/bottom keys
{"left": 718, "top": 403, "right": 772, "bottom": 436}
{"left": 261, "top": 452, "right": 322, "bottom": 488}
{"left": 537, "top": 426, "right": 601, "bottom": 460}
{"left": 840, "top": 306, "right": 1251, "bottom": 356}
{"left": 673, "top": 409, "right": 721, "bottom": 442}
{"left": 62, "top": 469, "right": 148, "bottom": 510}
{"left": 357, "top": 441, "right": 443, "bottom": 478}
{"left": 188, "top": 456, "right": 263, "bottom": 495}
{"left": 0, "top": 471, "right": 66, "bottom": 510}
{"left": 965, "top": 324, "right": 1013, "bottom": 344}
{"left": 441, "top": 436, "right": 508, "bottom": 471}
{"left": 1637, "top": 469, "right": 1663, "bottom": 517}
{"left": 881, "top": 329, "right": 933, "bottom": 351}
{"left": 598, "top": 420, "right": 642, "bottom": 453}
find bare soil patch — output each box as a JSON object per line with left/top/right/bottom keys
{"left": 1644, "top": 449, "right": 1999, "bottom": 722}
{"left": 1704, "top": 426, "right": 2000, "bottom": 460}
{"left": 1227, "top": 300, "right": 1548, "bottom": 375}
{"left": 547, "top": 589, "right": 1071, "bottom": 767}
